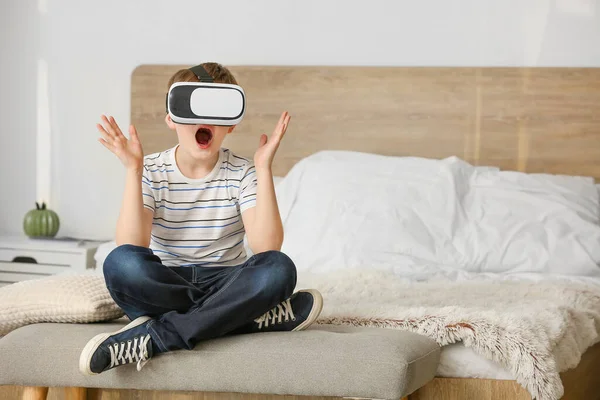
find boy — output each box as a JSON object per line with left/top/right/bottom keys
{"left": 79, "top": 63, "right": 323, "bottom": 375}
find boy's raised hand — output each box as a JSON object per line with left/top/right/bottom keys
{"left": 254, "top": 111, "right": 291, "bottom": 171}
{"left": 97, "top": 115, "right": 144, "bottom": 171}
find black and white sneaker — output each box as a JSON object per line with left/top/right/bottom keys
{"left": 253, "top": 289, "right": 323, "bottom": 333}
{"left": 79, "top": 316, "right": 154, "bottom": 375}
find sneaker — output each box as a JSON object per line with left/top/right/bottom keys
{"left": 79, "top": 316, "right": 154, "bottom": 376}
{"left": 253, "top": 289, "right": 323, "bottom": 332}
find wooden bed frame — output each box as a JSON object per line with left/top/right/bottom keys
{"left": 132, "top": 65, "right": 600, "bottom": 181}
{"left": 5, "top": 65, "right": 600, "bottom": 400}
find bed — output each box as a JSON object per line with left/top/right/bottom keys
{"left": 5, "top": 65, "right": 600, "bottom": 400}
{"left": 129, "top": 65, "right": 600, "bottom": 399}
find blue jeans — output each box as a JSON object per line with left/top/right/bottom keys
{"left": 103, "top": 245, "right": 297, "bottom": 353}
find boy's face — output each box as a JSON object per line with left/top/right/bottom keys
{"left": 165, "top": 114, "right": 234, "bottom": 161}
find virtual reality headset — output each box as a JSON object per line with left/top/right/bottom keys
{"left": 166, "top": 64, "right": 245, "bottom": 126}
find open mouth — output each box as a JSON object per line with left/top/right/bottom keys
{"left": 195, "top": 127, "right": 213, "bottom": 149}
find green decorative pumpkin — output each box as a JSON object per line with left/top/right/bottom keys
{"left": 23, "top": 202, "right": 60, "bottom": 238}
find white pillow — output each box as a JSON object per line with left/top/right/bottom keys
{"left": 276, "top": 151, "right": 600, "bottom": 277}
{"left": 0, "top": 274, "right": 124, "bottom": 336}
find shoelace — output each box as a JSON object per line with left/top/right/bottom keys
{"left": 108, "top": 334, "right": 151, "bottom": 371}
{"left": 254, "top": 298, "right": 296, "bottom": 329}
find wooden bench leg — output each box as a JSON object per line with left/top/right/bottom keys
{"left": 22, "top": 386, "right": 48, "bottom": 400}
{"left": 65, "top": 387, "right": 87, "bottom": 400}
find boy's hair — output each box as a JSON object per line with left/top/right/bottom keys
{"left": 167, "top": 62, "right": 238, "bottom": 89}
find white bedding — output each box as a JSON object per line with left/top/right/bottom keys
{"left": 91, "top": 157, "right": 600, "bottom": 390}
{"left": 276, "top": 151, "right": 600, "bottom": 278}
{"left": 438, "top": 343, "right": 514, "bottom": 379}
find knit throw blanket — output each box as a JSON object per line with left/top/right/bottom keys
{"left": 295, "top": 269, "right": 600, "bottom": 400}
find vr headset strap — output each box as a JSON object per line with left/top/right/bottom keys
{"left": 188, "top": 64, "right": 214, "bottom": 83}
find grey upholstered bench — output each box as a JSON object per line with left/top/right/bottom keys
{"left": 0, "top": 320, "right": 440, "bottom": 400}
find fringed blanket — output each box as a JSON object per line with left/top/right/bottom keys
{"left": 296, "top": 270, "right": 600, "bottom": 400}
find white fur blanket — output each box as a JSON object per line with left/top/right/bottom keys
{"left": 295, "top": 270, "right": 600, "bottom": 400}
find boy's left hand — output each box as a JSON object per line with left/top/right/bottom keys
{"left": 254, "top": 111, "right": 291, "bottom": 171}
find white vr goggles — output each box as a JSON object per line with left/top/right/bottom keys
{"left": 166, "top": 64, "right": 246, "bottom": 126}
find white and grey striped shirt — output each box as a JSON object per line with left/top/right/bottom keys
{"left": 141, "top": 146, "right": 257, "bottom": 267}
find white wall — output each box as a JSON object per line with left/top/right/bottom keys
{"left": 0, "top": 1, "right": 39, "bottom": 236}
{"left": 1, "top": 0, "right": 599, "bottom": 240}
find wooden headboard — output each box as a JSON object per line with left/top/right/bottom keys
{"left": 132, "top": 65, "right": 600, "bottom": 180}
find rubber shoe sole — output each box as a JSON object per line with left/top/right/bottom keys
{"left": 292, "top": 289, "right": 324, "bottom": 332}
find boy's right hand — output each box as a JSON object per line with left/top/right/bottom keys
{"left": 97, "top": 115, "right": 144, "bottom": 171}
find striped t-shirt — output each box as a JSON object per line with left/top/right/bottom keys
{"left": 141, "top": 145, "right": 257, "bottom": 267}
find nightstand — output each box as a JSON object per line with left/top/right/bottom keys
{"left": 0, "top": 236, "right": 103, "bottom": 287}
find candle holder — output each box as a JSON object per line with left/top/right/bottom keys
{"left": 23, "top": 202, "right": 60, "bottom": 238}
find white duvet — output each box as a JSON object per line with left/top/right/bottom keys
{"left": 276, "top": 151, "right": 600, "bottom": 279}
